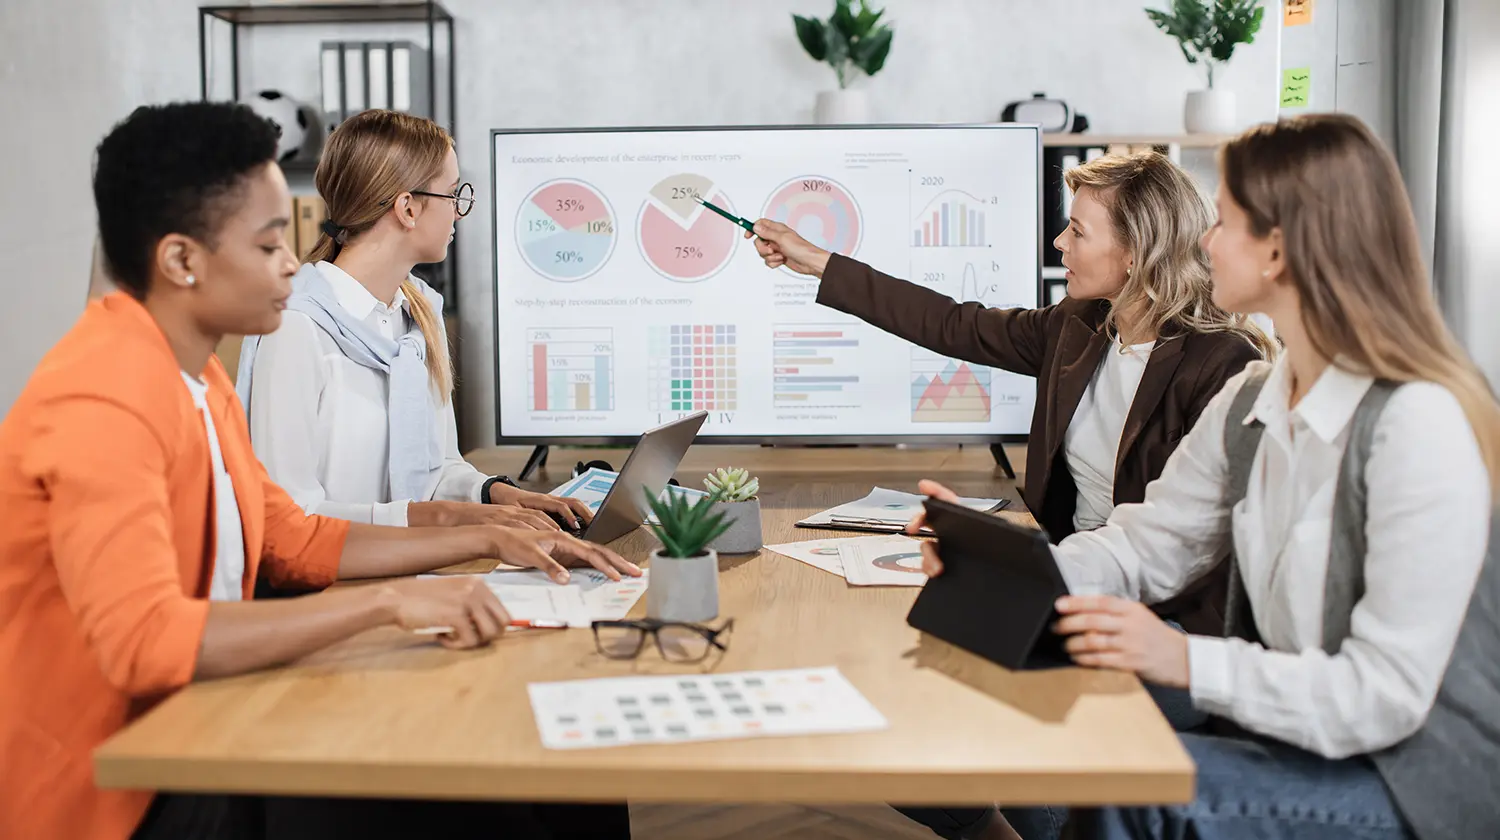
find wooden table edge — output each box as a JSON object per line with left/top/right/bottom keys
{"left": 94, "top": 751, "right": 1194, "bottom": 806}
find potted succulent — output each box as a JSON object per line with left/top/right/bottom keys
{"left": 703, "top": 467, "right": 763, "bottom": 555}
{"left": 1145, "top": 0, "right": 1265, "bottom": 134}
{"left": 793, "top": 0, "right": 894, "bottom": 124}
{"left": 644, "top": 488, "right": 732, "bottom": 623}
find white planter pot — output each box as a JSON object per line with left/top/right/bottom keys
{"left": 707, "top": 499, "right": 763, "bottom": 555}
{"left": 646, "top": 549, "right": 719, "bottom": 623}
{"left": 1184, "top": 89, "right": 1236, "bottom": 135}
{"left": 814, "top": 89, "right": 870, "bottom": 125}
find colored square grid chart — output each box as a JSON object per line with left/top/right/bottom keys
{"left": 648, "top": 325, "right": 739, "bottom": 412}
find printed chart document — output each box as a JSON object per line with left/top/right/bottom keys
{"left": 765, "top": 534, "right": 911, "bottom": 579}
{"left": 837, "top": 536, "right": 928, "bottom": 586}
{"left": 420, "top": 568, "right": 649, "bottom": 628}
{"left": 797, "top": 486, "right": 1006, "bottom": 534}
{"left": 528, "top": 667, "right": 887, "bottom": 750}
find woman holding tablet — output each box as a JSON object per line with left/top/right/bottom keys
{"left": 238, "top": 110, "right": 590, "bottom": 533}
{"left": 912, "top": 114, "right": 1498, "bottom": 840}
{"left": 751, "top": 152, "right": 1272, "bottom": 639}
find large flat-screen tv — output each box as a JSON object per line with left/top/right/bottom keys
{"left": 490, "top": 124, "right": 1042, "bottom": 445}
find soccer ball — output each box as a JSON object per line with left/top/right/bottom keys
{"left": 241, "top": 89, "right": 323, "bottom": 164}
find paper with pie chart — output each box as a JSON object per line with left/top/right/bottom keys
{"left": 764, "top": 535, "right": 899, "bottom": 578}
{"left": 762, "top": 176, "right": 862, "bottom": 274}
{"left": 636, "top": 174, "right": 739, "bottom": 282}
{"left": 837, "top": 536, "right": 928, "bottom": 587}
{"left": 516, "top": 179, "right": 617, "bottom": 281}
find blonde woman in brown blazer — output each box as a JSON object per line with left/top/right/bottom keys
{"left": 751, "top": 152, "right": 1274, "bottom": 638}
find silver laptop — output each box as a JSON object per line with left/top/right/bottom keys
{"left": 578, "top": 411, "right": 708, "bottom": 544}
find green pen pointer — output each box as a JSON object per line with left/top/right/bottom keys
{"left": 693, "top": 194, "right": 758, "bottom": 236}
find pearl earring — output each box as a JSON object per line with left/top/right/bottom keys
{"left": 185, "top": 274, "right": 197, "bottom": 287}
{"left": 1261, "top": 269, "right": 1270, "bottom": 278}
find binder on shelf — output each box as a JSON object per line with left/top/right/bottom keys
{"left": 342, "top": 43, "right": 366, "bottom": 114}
{"left": 294, "top": 194, "right": 328, "bottom": 262}
{"left": 319, "top": 44, "right": 342, "bottom": 124}
{"left": 367, "top": 44, "right": 389, "bottom": 109}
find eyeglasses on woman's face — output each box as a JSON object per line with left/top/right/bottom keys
{"left": 410, "top": 181, "right": 474, "bottom": 217}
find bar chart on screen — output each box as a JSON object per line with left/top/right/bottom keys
{"left": 771, "top": 324, "right": 863, "bottom": 410}
{"left": 912, "top": 189, "right": 992, "bottom": 248}
{"left": 527, "top": 327, "right": 615, "bottom": 412}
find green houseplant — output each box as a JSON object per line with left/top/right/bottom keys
{"left": 644, "top": 488, "right": 731, "bottom": 622}
{"left": 1145, "top": 0, "right": 1265, "bottom": 133}
{"left": 793, "top": 0, "right": 894, "bottom": 123}
{"left": 703, "top": 468, "right": 763, "bottom": 555}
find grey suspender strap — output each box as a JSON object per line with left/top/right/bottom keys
{"left": 1319, "top": 380, "right": 1397, "bottom": 651}
{"left": 1220, "top": 363, "right": 1271, "bottom": 640}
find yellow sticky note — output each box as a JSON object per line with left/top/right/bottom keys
{"left": 1285, "top": 0, "right": 1313, "bottom": 26}
{"left": 1280, "top": 67, "right": 1311, "bottom": 108}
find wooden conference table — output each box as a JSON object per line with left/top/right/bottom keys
{"left": 95, "top": 446, "right": 1193, "bottom": 807}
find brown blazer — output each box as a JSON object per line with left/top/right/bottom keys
{"left": 818, "top": 253, "right": 1263, "bottom": 635}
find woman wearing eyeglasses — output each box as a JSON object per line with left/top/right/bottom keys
{"left": 238, "top": 110, "right": 593, "bottom": 534}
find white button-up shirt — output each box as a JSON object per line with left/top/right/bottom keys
{"left": 1054, "top": 358, "right": 1490, "bottom": 759}
{"left": 247, "top": 262, "right": 487, "bottom": 525}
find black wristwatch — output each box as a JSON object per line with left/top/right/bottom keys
{"left": 481, "top": 475, "right": 518, "bottom": 504}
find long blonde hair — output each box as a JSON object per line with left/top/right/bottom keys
{"left": 1065, "top": 152, "right": 1275, "bottom": 357}
{"left": 1222, "top": 113, "right": 1500, "bottom": 487}
{"left": 307, "top": 109, "right": 453, "bottom": 398}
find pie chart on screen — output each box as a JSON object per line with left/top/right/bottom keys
{"left": 636, "top": 173, "right": 738, "bottom": 283}
{"left": 516, "top": 179, "right": 617, "bottom": 282}
{"left": 762, "top": 175, "right": 862, "bottom": 275}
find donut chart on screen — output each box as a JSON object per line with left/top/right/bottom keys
{"left": 636, "top": 173, "right": 738, "bottom": 283}
{"left": 762, "top": 175, "right": 862, "bottom": 273}
{"left": 516, "top": 179, "right": 617, "bottom": 282}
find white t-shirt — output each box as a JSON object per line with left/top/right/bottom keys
{"left": 181, "top": 371, "right": 245, "bottom": 602}
{"left": 1063, "top": 339, "right": 1155, "bottom": 531}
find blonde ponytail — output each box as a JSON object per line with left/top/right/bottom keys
{"left": 401, "top": 277, "right": 453, "bottom": 399}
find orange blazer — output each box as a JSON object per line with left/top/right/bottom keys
{"left": 0, "top": 293, "right": 351, "bottom": 840}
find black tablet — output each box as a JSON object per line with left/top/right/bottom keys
{"left": 906, "top": 497, "right": 1073, "bottom": 670}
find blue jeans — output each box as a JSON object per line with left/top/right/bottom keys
{"left": 1078, "top": 733, "right": 1412, "bottom": 839}
{"left": 900, "top": 733, "right": 1410, "bottom": 840}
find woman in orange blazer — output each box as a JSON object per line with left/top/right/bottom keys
{"left": 0, "top": 103, "right": 635, "bottom": 840}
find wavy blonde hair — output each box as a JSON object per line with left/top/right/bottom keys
{"left": 1065, "top": 152, "right": 1275, "bottom": 357}
{"left": 1222, "top": 113, "right": 1500, "bottom": 488}
{"left": 306, "top": 110, "right": 454, "bottom": 398}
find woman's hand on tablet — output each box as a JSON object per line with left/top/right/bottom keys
{"left": 906, "top": 479, "right": 962, "bottom": 536}
{"left": 1052, "top": 595, "right": 1190, "bottom": 688}
{"left": 486, "top": 484, "right": 594, "bottom": 530}
{"left": 409, "top": 500, "right": 561, "bottom": 531}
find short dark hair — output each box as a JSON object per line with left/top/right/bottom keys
{"left": 93, "top": 101, "right": 280, "bottom": 298}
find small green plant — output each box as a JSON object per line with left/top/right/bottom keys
{"left": 645, "top": 487, "right": 731, "bottom": 558}
{"left": 703, "top": 467, "right": 759, "bottom": 502}
{"left": 793, "top": 0, "right": 894, "bottom": 90}
{"left": 1146, "top": 0, "right": 1265, "bottom": 89}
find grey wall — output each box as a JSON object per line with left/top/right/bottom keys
{"left": 0, "top": 0, "right": 200, "bottom": 414}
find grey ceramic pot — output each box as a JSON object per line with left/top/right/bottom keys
{"left": 646, "top": 549, "right": 719, "bottom": 622}
{"left": 708, "top": 499, "right": 763, "bottom": 554}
